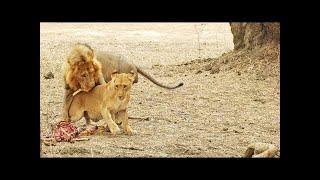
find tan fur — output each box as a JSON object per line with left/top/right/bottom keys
{"left": 67, "top": 72, "right": 135, "bottom": 135}
{"left": 96, "top": 51, "right": 183, "bottom": 89}
{"left": 62, "top": 43, "right": 106, "bottom": 119}
{"left": 63, "top": 43, "right": 106, "bottom": 92}
{"left": 61, "top": 44, "right": 183, "bottom": 120}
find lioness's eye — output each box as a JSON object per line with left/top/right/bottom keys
{"left": 115, "top": 85, "right": 119, "bottom": 88}
{"left": 124, "top": 85, "right": 127, "bottom": 88}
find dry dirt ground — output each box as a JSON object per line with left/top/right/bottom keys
{"left": 40, "top": 23, "right": 279, "bottom": 157}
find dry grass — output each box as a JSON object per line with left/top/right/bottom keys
{"left": 40, "top": 23, "right": 279, "bottom": 158}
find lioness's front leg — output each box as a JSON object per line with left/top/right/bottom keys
{"left": 117, "top": 110, "right": 134, "bottom": 135}
{"left": 101, "top": 108, "right": 120, "bottom": 135}
{"left": 62, "top": 88, "right": 74, "bottom": 120}
{"left": 114, "top": 112, "right": 122, "bottom": 125}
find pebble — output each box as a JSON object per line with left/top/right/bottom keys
{"left": 44, "top": 72, "right": 54, "bottom": 79}
{"left": 210, "top": 67, "right": 220, "bottom": 74}
{"left": 195, "top": 70, "right": 202, "bottom": 74}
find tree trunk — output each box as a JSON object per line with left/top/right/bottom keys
{"left": 230, "top": 22, "right": 280, "bottom": 50}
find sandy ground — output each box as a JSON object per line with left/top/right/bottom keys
{"left": 40, "top": 23, "right": 279, "bottom": 157}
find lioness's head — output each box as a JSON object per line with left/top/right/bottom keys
{"left": 110, "top": 71, "right": 135, "bottom": 101}
{"left": 73, "top": 61, "right": 97, "bottom": 92}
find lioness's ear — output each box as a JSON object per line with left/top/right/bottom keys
{"left": 111, "top": 70, "right": 118, "bottom": 79}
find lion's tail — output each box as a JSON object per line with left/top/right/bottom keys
{"left": 136, "top": 67, "right": 183, "bottom": 89}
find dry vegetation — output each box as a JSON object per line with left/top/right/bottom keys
{"left": 40, "top": 23, "right": 279, "bottom": 158}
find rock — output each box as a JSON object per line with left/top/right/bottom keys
{"left": 210, "top": 67, "right": 220, "bottom": 74}
{"left": 44, "top": 72, "right": 54, "bottom": 79}
{"left": 222, "top": 127, "right": 228, "bottom": 131}
{"left": 237, "top": 71, "right": 241, "bottom": 76}
{"left": 244, "top": 143, "right": 278, "bottom": 158}
{"left": 195, "top": 70, "right": 202, "bottom": 74}
{"left": 204, "top": 64, "right": 212, "bottom": 71}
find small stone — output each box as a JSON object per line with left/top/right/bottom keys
{"left": 204, "top": 64, "right": 212, "bottom": 71}
{"left": 210, "top": 67, "right": 220, "bottom": 74}
{"left": 237, "top": 71, "right": 241, "bottom": 76}
{"left": 223, "top": 127, "right": 228, "bottom": 131}
{"left": 44, "top": 72, "right": 54, "bottom": 79}
{"left": 253, "top": 99, "right": 266, "bottom": 104}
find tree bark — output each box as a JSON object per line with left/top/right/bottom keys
{"left": 230, "top": 22, "right": 280, "bottom": 50}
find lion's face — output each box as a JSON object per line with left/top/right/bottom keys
{"left": 111, "top": 73, "right": 135, "bottom": 101}
{"left": 74, "top": 61, "right": 97, "bottom": 92}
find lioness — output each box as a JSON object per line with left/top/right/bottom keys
{"left": 67, "top": 71, "right": 135, "bottom": 135}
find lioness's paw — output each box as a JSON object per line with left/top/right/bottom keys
{"left": 109, "top": 125, "right": 121, "bottom": 135}
{"left": 124, "top": 127, "right": 135, "bottom": 136}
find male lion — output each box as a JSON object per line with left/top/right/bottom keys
{"left": 62, "top": 43, "right": 106, "bottom": 119}
{"left": 96, "top": 51, "right": 184, "bottom": 89}
{"left": 67, "top": 71, "right": 135, "bottom": 135}
{"left": 62, "top": 43, "right": 184, "bottom": 120}
{"left": 63, "top": 43, "right": 106, "bottom": 92}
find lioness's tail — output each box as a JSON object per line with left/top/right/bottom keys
{"left": 137, "top": 67, "right": 183, "bottom": 89}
